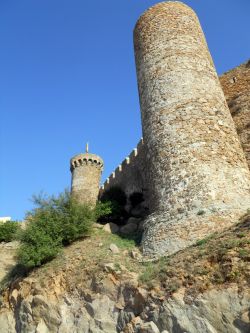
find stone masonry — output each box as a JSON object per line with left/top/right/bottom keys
{"left": 133, "top": 1, "right": 250, "bottom": 256}
{"left": 70, "top": 151, "right": 103, "bottom": 206}
{"left": 74, "top": 2, "right": 250, "bottom": 257}
{"left": 100, "top": 61, "right": 250, "bottom": 210}
{"left": 220, "top": 60, "right": 250, "bottom": 169}
{"left": 99, "top": 139, "right": 148, "bottom": 202}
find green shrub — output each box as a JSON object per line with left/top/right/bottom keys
{"left": 94, "top": 201, "right": 113, "bottom": 220}
{"left": 100, "top": 187, "right": 128, "bottom": 223}
{"left": 0, "top": 221, "right": 20, "bottom": 242}
{"left": 18, "top": 228, "right": 61, "bottom": 267}
{"left": 17, "top": 190, "right": 95, "bottom": 268}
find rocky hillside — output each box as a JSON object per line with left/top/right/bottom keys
{"left": 0, "top": 212, "right": 250, "bottom": 333}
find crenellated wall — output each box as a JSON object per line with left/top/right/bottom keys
{"left": 100, "top": 60, "right": 250, "bottom": 210}
{"left": 99, "top": 138, "right": 148, "bottom": 202}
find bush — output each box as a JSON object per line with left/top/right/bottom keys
{"left": 100, "top": 187, "right": 127, "bottom": 223}
{"left": 94, "top": 201, "right": 113, "bottom": 220}
{"left": 0, "top": 221, "right": 20, "bottom": 242}
{"left": 17, "top": 190, "right": 96, "bottom": 268}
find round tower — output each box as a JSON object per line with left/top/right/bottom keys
{"left": 134, "top": 2, "right": 250, "bottom": 256}
{"left": 70, "top": 144, "right": 104, "bottom": 206}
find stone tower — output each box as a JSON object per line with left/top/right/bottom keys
{"left": 134, "top": 2, "right": 250, "bottom": 256}
{"left": 70, "top": 144, "right": 104, "bottom": 206}
{"left": 220, "top": 60, "right": 250, "bottom": 169}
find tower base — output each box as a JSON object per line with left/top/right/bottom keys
{"left": 141, "top": 205, "right": 250, "bottom": 258}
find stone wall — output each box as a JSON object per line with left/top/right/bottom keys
{"left": 220, "top": 60, "right": 250, "bottom": 169}
{"left": 100, "top": 2, "right": 250, "bottom": 258}
{"left": 99, "top": 139, "right": 148, "bottom": 202}
{"left": 100, "top": 61, "right": 250, "bottom": 205}
{"left": 134, "top": 1, "right": 250, "bottom": 257}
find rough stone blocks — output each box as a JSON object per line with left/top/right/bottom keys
{"left": 70, "top": 153, "right": 103, "bottom": 206}
{"left": 133, "top": 2, "right": 250, "bottom": 256}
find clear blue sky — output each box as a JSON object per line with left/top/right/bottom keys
{"left": 0, "top": 0, "right": 249, "bottom": 220}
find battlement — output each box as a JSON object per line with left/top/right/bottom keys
{"left": 100, "top": 138, "right": 147, "bottom": 199}
{"left": 70, "top": 153, "right": 104, "bottom": 172}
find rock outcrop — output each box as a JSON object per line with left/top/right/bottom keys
{"left": 1, "top": 214, "right": 250, "bottom": 333}
{"left": 1, "top": 276, "right": 249, "bottom": 332}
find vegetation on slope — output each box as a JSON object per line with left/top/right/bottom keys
{"left": 0, "top": 221, "right": 20, "bottom": 242}
{"left": 100, "top": 186, "right": 128, "bottom": 223}
{"left": 5, "top": 210, "right": 247, "bottom": 299}
{"left": 17, "top": 190, "right": 112, "bottom": 268}
{"left": 139, "top": 211, "right": 250, "bottom": 296}
{"left": 1, "top": 199, "right": 249, "bottom": 303}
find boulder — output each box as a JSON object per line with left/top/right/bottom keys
{"left": 120, "top": 223, "right": 138, "bottom": 235}
{"left": 131, "top": 203, "right": 149, "bottom": 218}
{"left": 103, "top": 263, "right": 116, "bottom": 273}
{"left": 103, "top": 223, "right": 119, "bottom": 234}
{"left": 93, "top": 223, "right": 104, "bottom": 229}
{"left": 109, "top": 244, "right": 120, "bottom": 254}
{"left": 130, "top": 250, "right": 142, "bottom": 260}
{"left": 127, "top": 217, "right": 141, "bottom": 225}
{"left": 139, "top": 321, "right": 160, "bottom": 333}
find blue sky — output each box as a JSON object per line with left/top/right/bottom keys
{"left": 1, "top": 0, "right": 249, "bottom": 220}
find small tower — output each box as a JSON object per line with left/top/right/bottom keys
{"left": 70, "top": 144, "right": 104, "bottom": 206}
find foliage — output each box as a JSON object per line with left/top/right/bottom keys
{"left": 17, "top": 190, "right": 95, "bottom": 268}
{"left": 0, "top": 221, "right": 21, "bottom": 242}
{"left": 129, "top": 192, "right": 144, "bottom": 208}
{"left": 100, "top": 186, "right": 128, "bottom": 223}
{"left": 94, "top": 201, "right": 113, "bottom": 220}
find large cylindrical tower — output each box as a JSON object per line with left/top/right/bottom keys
{"left": 134, "top": 2, "right": 250, "bottom": 256}
{"left": 70, "top": 146, "right": 103, "bottom": 206}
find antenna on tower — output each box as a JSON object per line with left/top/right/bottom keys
{"left": 86, "top": 142, "right": 89, "bottom": 153}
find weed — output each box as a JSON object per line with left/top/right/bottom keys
{"left": 228, "top": 270, "right": 241, "bottom": 281}
{"left": 236, "top": 232, "right": 246, "bottom": 238}
{"left": 238, "top": 248, "right": 250, "bottom": 259}
{"left": 167, "top": 280, "right": 181, "bottom": 293}
{"left": 139, "top": 262, "right": 156, "bottom": 285}
{"left": 139, "top": 257, "right": 169, "bottom": 286}
{"left": 195, "top": 234, "right": 214, "bottom": 246}
{"left": 211, "top": 271, "right": 225, "bottom": 284}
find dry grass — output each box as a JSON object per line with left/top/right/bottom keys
{"left": 2, "top": 212, "right": 250, "bottom": 301}
{"left": 139, "top": 212, "right": 250, "bottom": 297}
